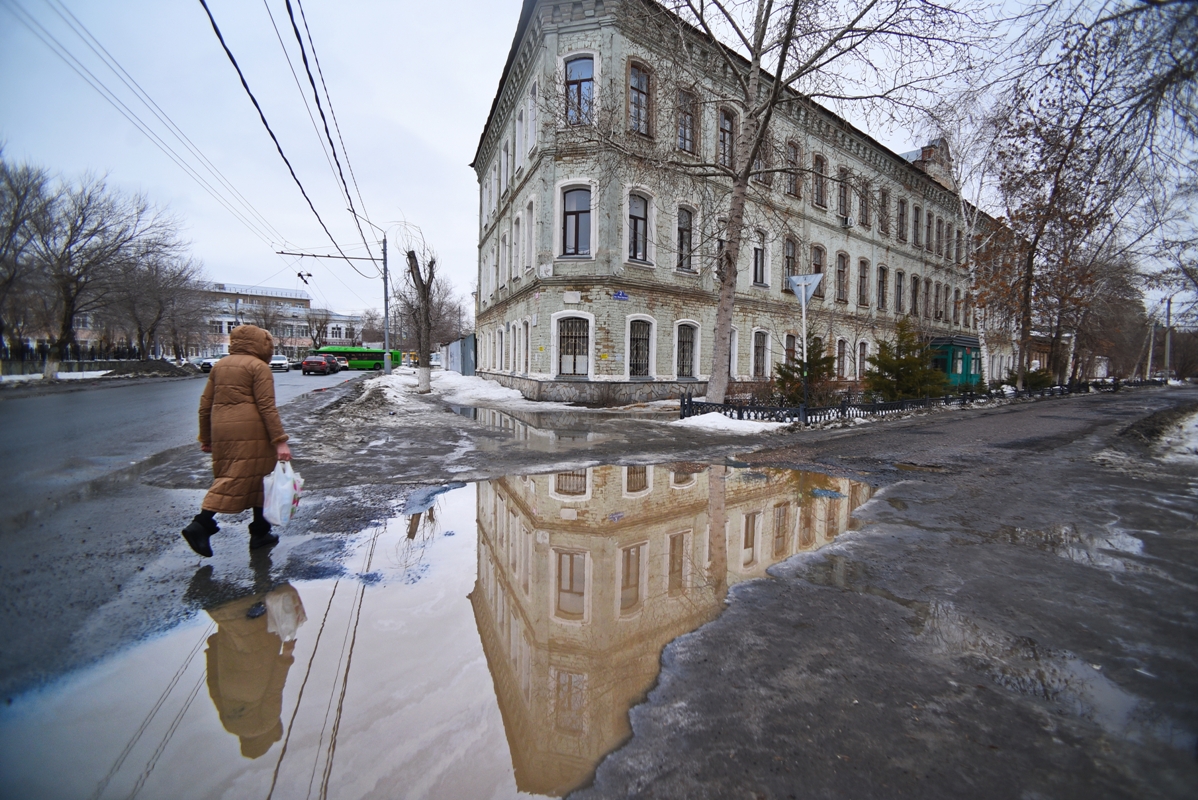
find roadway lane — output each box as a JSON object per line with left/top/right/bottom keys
{"left": 0, "top": 368, "right": 362, "bottom": 531}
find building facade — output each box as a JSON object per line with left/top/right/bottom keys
{"left": 473, "top": 0, "right": 1013, "bottom": 403}
{"left": 200, "top": 282, "right": 362, "bottom": 358}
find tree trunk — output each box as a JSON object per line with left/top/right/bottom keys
{"left": 707, "top": 175, "right": 751, "bottom": 403}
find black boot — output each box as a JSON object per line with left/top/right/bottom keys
{"left": 248, "top": 518, "right": 278, "bottom": 550}
{"left": 182, "top": 513, "right": 219, "bottom": 558}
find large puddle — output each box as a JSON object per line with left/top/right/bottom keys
{"left": 0, "top": 464, "right": 871, "bottom": 799}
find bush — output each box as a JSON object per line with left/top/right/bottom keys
{"left": 864, "top": 319, "right": 949, "bottom": 400}
{"left": 1008, "top": 368, "right": 1054, "bottom": 390}
{"left": 774, "top": 332, "right": 838, "bottom": 406}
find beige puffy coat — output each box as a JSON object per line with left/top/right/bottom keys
{"left": 198, "top": 325, "right": 289, "bottom": 513}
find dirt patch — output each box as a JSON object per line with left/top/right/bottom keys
{"left": 1117, "top": 400, "right": 1198, "bottom": 447}
{"left": 103, "top": 360, "right": 196, "bottom": 378}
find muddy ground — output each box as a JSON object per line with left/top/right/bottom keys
{"left": 572, "top": 387, "right": 1198, "bottom": 800}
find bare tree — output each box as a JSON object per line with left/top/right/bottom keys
{"left": 162, "top": 278, "right": 215, "bottom": 362}
{"left": 551, "top": 0, "right": 987, "bottom": 401}
{"left": 245, "top": 298, "right": 286, "bottom": 341}
{"left": 401, "top": 232, "right": 437, "bottom": 393}
{"left": 0, "top": 156, "right": 49, "bottom": 354}
{"left": 359, "top": 308, "right": 383, "bottom": 344}
{"left": 305, "top": 307, "right": 330, "bottom": 349}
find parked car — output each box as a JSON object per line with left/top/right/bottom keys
{"left": 269, "top": 354, "right": 290, "bottom": 372}
{"left": 335, "top": 356, "right": 350, "bottom": 370}
{"left": 200, "top": 354, "right": 228, "bottom": 373}
{"left": 301, "top": 355, "right": 339, "bottom": 375}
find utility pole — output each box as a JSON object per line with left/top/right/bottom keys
{"left": 382, "top": 233, "right": 391, "bottom": 374}
{"left": 1164, "top": 296, "right": 1173, "bottom": 382}
{"left": 1146, "top": 319, "right": 1155, "bottom": 380}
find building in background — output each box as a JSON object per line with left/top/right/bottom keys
{"left": 199, "top": 283, "right": 362, "bottom": 359}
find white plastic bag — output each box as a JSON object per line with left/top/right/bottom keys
{"left": 262, "top": 461, "right": 304, "bottom": 526}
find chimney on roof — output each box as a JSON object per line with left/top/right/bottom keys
{"left": 911, "top": 138, "right": 956, "bottom": 192}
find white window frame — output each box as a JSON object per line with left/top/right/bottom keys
{"left": 528, "top": 81, "right": 538, "bottom": 152}
{"left": 557, "top": 50, "right": 602, "bottom": 128}
{"left": 750, "top": 328, "right": 771, "bottom": 379}
{"left": 621, "top": 465, "right": 654, "bottom": 498}
{"left": 524, "top": 200, "right": 536, "bottom": 273}
{"left": 622, "top": 185, "right": 656, "bottom": 266}
{"left": 551, "top": 548, "right": 591, "bottom": 624}
{"left": 549, "top": 466, "right": 593, "bottom": 503}
{"left": 623, "top": 313, "right": 657, "bottom": 380}
{"left": 616, "top": 540, "right": 649, "bottom": 618}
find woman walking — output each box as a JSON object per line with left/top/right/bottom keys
{"left": 183, "top": 324, "right": 291, "bottom": 557}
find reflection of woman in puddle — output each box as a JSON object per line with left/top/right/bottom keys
{"left": 204, "top": 584, "right": 306, "bottom": 758}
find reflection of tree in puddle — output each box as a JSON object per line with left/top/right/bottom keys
{"left": 470, "top": 464, "right": 872, "bottom": 795}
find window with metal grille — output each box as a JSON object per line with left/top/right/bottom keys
{"left": 626, "top": 465, "right": 648, "bottom": 493}
{"left": 718, "top": 109, "right": 736, "bottom": 168}
{"left": 555, "top": 469, "right": 587, "bottom": 496}
{"left": 752, "top": 232, "right": 765, "bottom": 284}
{"left": 629, "top": 194, "right": 648, "bottom": 261}
{"left": 858, "top": 259, "right": 870, "bottom": 306}
{"left": 558, "top": 317, "right": 588, "bottom": 376}
{"left": 565, "top": 57, "right": 593, "bottom": 125}
{"left": 556, "top": 551, "right": 586, "bottom": 619}
{"left": 743, "top": 513, "right": 758, "bottom": 566}
{"left": 677, "top": 324, "right": 696, "bottom": 377}
{"left": 677, "top": 208, "right": 693, "bottom": 271}
{"left": 836, "top": 253, "right": 848, "bottom": 302}
{"left": 668, "top": 533, "right": 685, "bottom": 595}
{"left": 813, "top": 155, "right": 827, "bottom": 207}
{"left": 677, "top": 91, "right": 696, "bottom": 152}
{"left": 773, "top": 504, "right": 789, "bottom": 557}
{"left": 629, "top": 320, "right": 651, "bottom": 377}
{"left": 629, "top": 64, "right": 649, "bottom": 135}
{"left": 562, "top": 188, "right": 590, "bottom": 256}
{"left": 753, "top": 331, "right": 767, "bottom": 378}
{"left": 811, "top": 246, "right": 825, "bottom": 297}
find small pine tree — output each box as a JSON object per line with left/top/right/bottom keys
{"left": 774, "top": 331, "right": 837, "bottom": 405}
{"left": 864, "top": 318, "right": 949, "bottom": 400}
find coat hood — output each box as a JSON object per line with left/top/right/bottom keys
{"left": 229, "top": 325, "right": 274, "bottom": 362}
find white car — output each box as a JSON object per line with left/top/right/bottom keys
{"left": 269, "top": 354, "right": 290, "bottom": 372}
{"left": 200, "top": 354, "right": 228, "bottom": 373}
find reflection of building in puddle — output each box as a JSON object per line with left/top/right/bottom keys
{"left": 466, "top": 407, "right": 613, "bottom": 448}
{"left": 470, "top": 464, "right": 872, "bottom": 795}
{"left": 204, "top": 585, "right": 307, "bottom": 758}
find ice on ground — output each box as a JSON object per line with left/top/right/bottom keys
{"left": 56, "top": 370, "right": 111, "bottom": 380}
{"left": 669, "top": 412, "right": 788, "bottom": 434}
{"left": 1158, "top": 412, "right": 1198, "bottom": 463}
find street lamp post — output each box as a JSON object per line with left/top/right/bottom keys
{"left": 788, "top": 274, "right": 824, "bottom": 410}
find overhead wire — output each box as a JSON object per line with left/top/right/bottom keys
{"left": 294, "top": 0, "right": 374, "bottom": 240}
{"left": 42, "top": 0, "right": 291, "bottom": 246}
{"left": 0, "top": 0, "right": 282, "bottom": 250}
{"left": 282, "top": 0, "right": 376, "bottom": 265}
{"left": 197, "top": 0, "right": 352, "bottom": 266}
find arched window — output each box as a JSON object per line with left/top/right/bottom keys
{"left": 811, "top": 246, "right": 825, "bottom": 297}
{"left": 877, "top": 265, "right": 888, "bottom": 310}
{"left": 936, "top": 218, "right": 944, "bottom": 255}
{"left": 910, "top": 274, "right": 920, "bottom": 316}
{"left": 677, "top": 208, "right": 694, "bottom": 271}
{"left": 676, "top": 90, "right": 696, "bottom": 152}
{"left": 628, "top": 194, "right": 648, "bottom": 261}
{"left": 835, "top": 252, "right": 848, "bottom": 302}
{"left": 783, "top": 238, "right": 797, "bottom": 291}
{"left": 565, "top": 57, "right": 594, "bottom": 125}
{"left": 718, "top": 109, "right": 736, "bottom": 168}
{"left": 785, "top": 333, "right": 797, "bottom": 363}
{"left": 629, "top": 63, "right": 650, "bottom": 135}
{"left": 924, "top": 277, "right": 932, "bottom": 317}
{"left": 558, "top": 316, "right": 589, "bottom": 376}
{"left": 752, "top": 231, "right": 766, "bottom": 285}
{"left": 813, "top": 155, "right": 827, "bottom": 207}
{"left": 753, "top": 331, "right": 768, "bottom": 378}
{"left": 912, "top": 206, "right": 922, "bottom": 247}
{"left": 676, "top": 323, "right": 697, "bottom": 378}
{"left": 953, "top": 287, "right": 962, "bottom": 325}
{"left": 528, "top": 82, "right": 538, "bottom": 151}
{"left": 934, "top": 282, "right": 943, "bottom": 319}
{"left": 897, "top": 198, "right": 908, "bottom": 241}
{"left": 837, "top": 339, "right": 847, "bottom": 379}
{"left": 629, "top": 319, "right": 651, "bottom": 377}
{"left": 837, "top": 167, "right": 850, "bottom": 216}
{"left": 859, "top": 341, "right": 868, "bottom": 379}
{"left": 926, "top": 214, "right": 934, "bottom": 252}
{"left": 879, "top": 189, "right": 890, "bottom": 234}
{"left": 562, "top": 188, "right": 590, "bottom": 256}
{"left": 857, "top": 259, "right": 870, "bottom": 307}
{"left": 785, "top": 142, "right": 800, "bottom": 196}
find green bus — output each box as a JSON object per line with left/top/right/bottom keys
{"left": 313, "top": 346, "right": 403, "bottom": 370}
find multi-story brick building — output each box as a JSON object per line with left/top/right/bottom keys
{"left": 473, "top": 0, "right": 1014, "bottom": 402}
{"left": 201, "top": 282, "right": 362, "bottom": 358}
{"left": 470, "top": 456, "right": 871, "bottom": 794}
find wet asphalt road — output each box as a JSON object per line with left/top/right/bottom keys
{"left": 0, "top": 376, "right": 1194, "bottom": 799}
{"left": 573, "top": 388, "right": 1198, "bottom": 800}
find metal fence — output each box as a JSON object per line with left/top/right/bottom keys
{"left": 680, "top": 379, "right": 1167, "bottom": 426}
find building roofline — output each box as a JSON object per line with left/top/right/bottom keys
{"left": 470, "top": 0, "right": 538, "bottom": 170}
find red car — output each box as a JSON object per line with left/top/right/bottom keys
{"left": 301, "top": 355, "right": 339, "bottom": 375}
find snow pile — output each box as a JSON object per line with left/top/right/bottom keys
{"left": 669, "top": 411, "right": 788, "bottom": 434}
{"left": 431, "top": 370, "right": 528, "bottom": 406}
{"left": 1158, "top": 412, "right": 1198, "bottom": 463}
{"left": 56, "top": 370, "right": 111, "bottom": 380}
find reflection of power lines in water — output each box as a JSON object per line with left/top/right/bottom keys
{"left": 88, "top": 621, "right": 214, "bottom": 800}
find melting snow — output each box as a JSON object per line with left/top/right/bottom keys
{"left": 669, "top": 411, "right": 788, "bottom": 434}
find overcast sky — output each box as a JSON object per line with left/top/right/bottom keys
{"left": 0, "top": 0, "right": 522, "bottom": 315}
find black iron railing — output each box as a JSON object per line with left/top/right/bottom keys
{"left": 680, "top": 379, "right": 1167, "bottom": 425}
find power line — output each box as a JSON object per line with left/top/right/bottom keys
{"left": 43, "top": 0, "right": 291, "bottom": 246}
{"left": 197, "top": 0, "right": 351, "bottom": 265}
{"left": 1, "top": 0, "right": 283, "bottom": 249}
{"left": 294, "top": 0, "right": 372, "bottom": 232}
{"left": 282, "top": 0, "right": 375, "bottom": 264}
